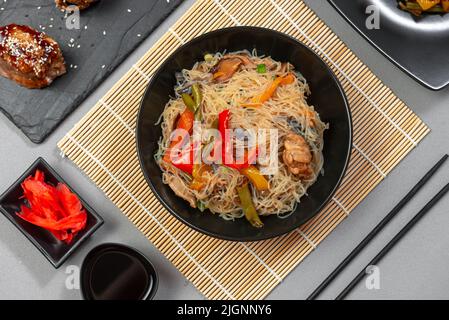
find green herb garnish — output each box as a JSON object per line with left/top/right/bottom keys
{"left": 257, "top": 64, "right": 267, "bottom": 74}
{"left": 197, "top": 200, "right": 207, "bottom": 212}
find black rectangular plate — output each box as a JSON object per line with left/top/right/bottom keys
{"left": 0, "top": 0, "right": 183, "bottom": 143}
{"left": 0, "top": 158, "right": 104, "bottom": 268}
{"left": 328, "top": 0, "right": 449, "bottom": 91}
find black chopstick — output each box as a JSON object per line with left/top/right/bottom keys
{"left": 307, "top": 154, "right": 448, "bottom": 300}
{"left": 336, "top": 181, "right": 449, "bottom": 300}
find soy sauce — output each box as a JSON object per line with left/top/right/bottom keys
{"left": 81, "top": 244, "right": 158, "bottom": 300}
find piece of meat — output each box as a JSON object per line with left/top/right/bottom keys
{"left": 282, "top": 133, "right": 313, "bottom": 178}
{"left": 211, "top": 54, "right": 255, "bottom": 82}
{"left": 0, "top": 24, "right": 66, "bottom": 89}
{"left": 166, "top": 175, "right": 197, "bottom": 208}
{"left": 55, "top": 0, "right": 98, "bottom": 10}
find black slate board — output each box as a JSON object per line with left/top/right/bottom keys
{"left": 0, "top": 0, "right": 183, "bottom": 143}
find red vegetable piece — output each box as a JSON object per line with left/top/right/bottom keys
{"left": 16, "top": 170, "right": 88, "bottom": 244}
{"left": 56, "top": 183, "right": 83, "bottom": 217}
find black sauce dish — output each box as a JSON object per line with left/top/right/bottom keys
{"left": 0, "top": 157, "right": 104, "bottom": 268}
{"left": 136, "top": 26, "right": 353, "bottom": 242}
{"left": 81, "top": 243, "right": 158, "bottom": 300}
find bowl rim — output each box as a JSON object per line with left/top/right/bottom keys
{"left": 136, "top": 26, "right": 353, "bottom": 242}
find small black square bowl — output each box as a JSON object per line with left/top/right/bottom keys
{"left": 0, "top": 157, "right": 104, "bottom": 268}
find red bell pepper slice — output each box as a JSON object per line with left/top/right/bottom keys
{"left": 163, "top": 109, "right": 195, "bottom": 175}
{"left": 163, "top": 140, "right": 194, "bottom": 175}
{"left": 218, "top": 109, "right": 257, "bottom": 170}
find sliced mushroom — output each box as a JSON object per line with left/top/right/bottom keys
{"left": 211, "top": 53, "right": 259, "bottom": 82}
{"left": 282, "top": 133, "right": 313, "bottom": 179}
{"left": 224, "top": 54, "right": 256, "bottom": 68}
{"left": 166, "top": 175, "right": 197, "bottom": 208}
{"left": 211, "top": 57, "right": 243, "bottom": 82}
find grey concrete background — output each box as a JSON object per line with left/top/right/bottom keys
{"left": 1, "top": 0, "right": 449, "bottom": 300}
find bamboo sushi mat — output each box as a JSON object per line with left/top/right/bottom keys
{"left": 58, "top": 0, "right": 429, "bottom": 299}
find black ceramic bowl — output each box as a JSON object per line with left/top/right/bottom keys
{"left": 136, "top": 27, "right": 352, "bottom": 241}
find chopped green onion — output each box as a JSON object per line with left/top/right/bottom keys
{"left": 197, "top": 200, "right": 207, "bottom": 212}
{"left": 257, "top": 64, "right": 267, "bottom": 74}
{"left": 204, "top": 53, "right": 214, "bottom": 63}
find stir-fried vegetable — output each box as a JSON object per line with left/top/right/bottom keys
{"left": 164, "top": 83, "right": 203, "bottom": 172}
{"left": 162, "top": 108, "right": 194, "bottom": 164}
{"left": 192, "top": 83, "right": 202, "bottom": 109}
{"left": 177, "top": 109, "right": 195, "bottom": 133}
{"left": 257, "top": 64, "right": 267, "bottom": 74}
{"left": 204, "top": 53, "right": 214, "bottom": 63}
{"left": 241, "top": 166, "right": 269, "bottom": 191}
{"left": 398, "top": 0, "right": 449, "bottom": 16}
{"left": 212, "top": 57, "right": 244, "bottom": 82}
{"left": 191, "top": 83, "right": 203, "bottom": 121}
{"left": 218, "top": 109, "right": 257, "bottom": 170}
{"left": 163, "top": 109, "right": 195, "bottom": 174}
{"left": 443, "top": 0, "right": 449, "bottom": 11}
{"left": 190, "top": 163, "right": 213, "bottom": 191}
{"left": 241, "top": 73, "right": 295, "bottom": 108}
{"left": 181, "top": 83, "right": 202, "bottom": 114}
{"left": 237, "top": 183, "right": 263, "bottom": 228}
{"left": 181, "top": 93, "right": 196, "bottom": 112}
{"left": 218, "top": 109, "right": 232, "bottom": 166}
{"left": 164, "top": 142, "right": 194, "bottom": 175}
{"left": 217, "top": 110, "right": 268, "bottom": 192}
{"left": 197, "top": 200, "right": 207, "bottom": 212}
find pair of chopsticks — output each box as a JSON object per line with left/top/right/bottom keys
{"left": 308, "top": 154, "right": 449, "bottom": 300}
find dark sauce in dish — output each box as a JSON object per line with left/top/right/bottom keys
{"left": 81, "top": 244, "right": 157, "bottom": 300}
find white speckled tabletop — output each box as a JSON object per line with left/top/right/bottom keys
{"left": 1, "top": 0, "right": 449, "bottom": 300}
